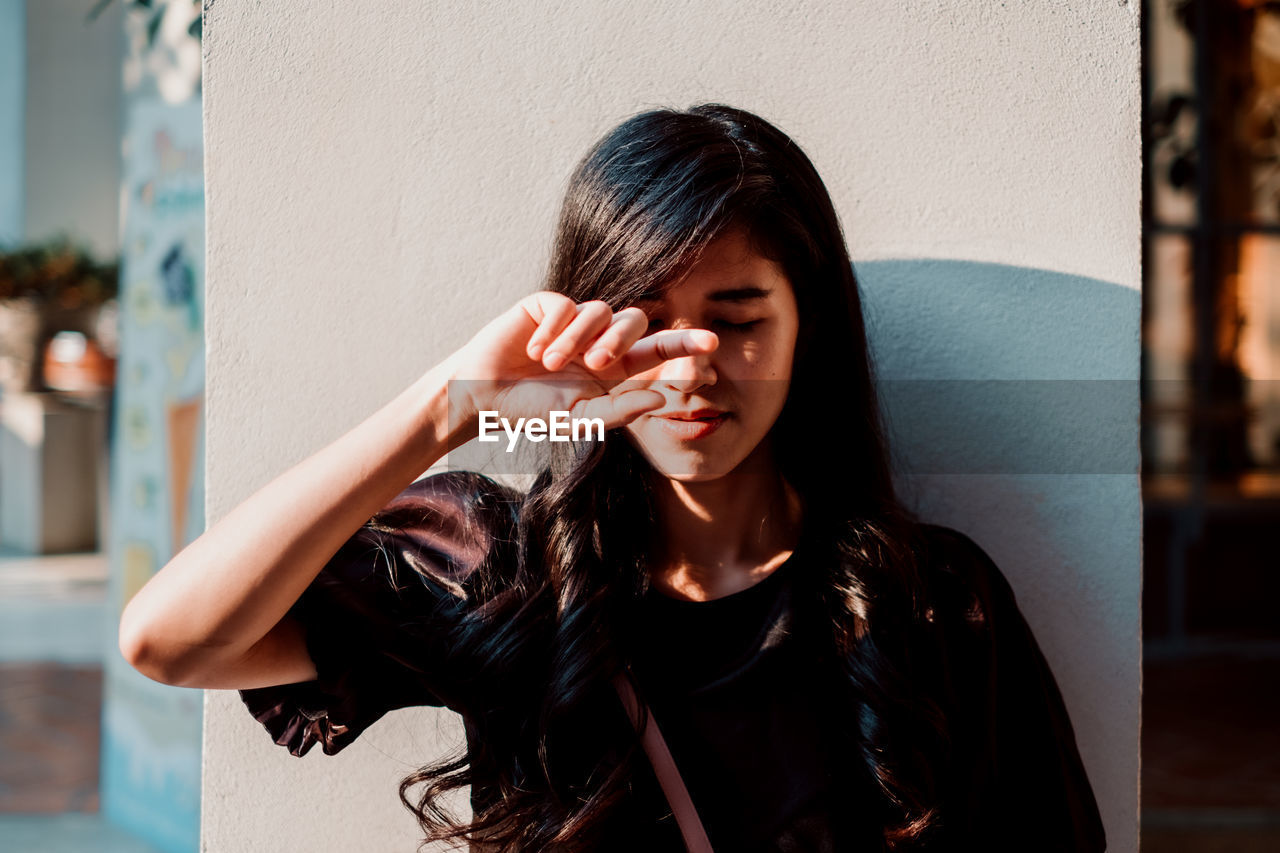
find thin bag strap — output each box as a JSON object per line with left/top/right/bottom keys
{"left": 612, "top": 673, "right": 715, "bottom": 853}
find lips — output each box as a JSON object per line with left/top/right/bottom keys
{"left": 653, "top": 409, "right": 730, "bottom": 440}
{"left": 661, "top": 408, "right": 727, "bottom": 421}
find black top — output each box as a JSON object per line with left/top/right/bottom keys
{"left": 619, "top": 548, "right": 883, "bottom": 852}
{"left": 238, "top": 470, "right": 1107, "bottom": 852}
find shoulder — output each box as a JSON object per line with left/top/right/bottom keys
{"left": 909, "top": 524, "right": 1108, "bottom": 850}
{"left": 908, "top": 522, "right": 1020, "bottom": 638}
{"left": 348, "top": 469, "right": 523, "bottom": 597}
{"left": 372, "top": 469, "right": 524, "bottom": 533}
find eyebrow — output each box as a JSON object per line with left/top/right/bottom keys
{"left": 634, "top": 286, "right": 773, "bottom": 305}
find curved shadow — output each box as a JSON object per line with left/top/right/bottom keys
{"left": 859, "top": 259, "right": 1141, "bottom": 477}
{"left": 858, "top": 258, "right": 1140, "bottom": 844}
{"left": 859, "top": 258, "right": 1140, "bottom": 381}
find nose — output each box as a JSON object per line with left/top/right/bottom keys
{"left": 655, "top": 347, "right": 717, "bottom": 394}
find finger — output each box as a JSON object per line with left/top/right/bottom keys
{"left": 522, "top": 293, "right": 578, "bottom": 362}
{"left": 582, "top": 307, "right": 648, "bottom": 370}
{"left": 541, "top": 300, "right": 614, "bottom": 371}
{"left": 571, "top": 388, "right": 666, "bottom": 430}
{"left": 615, "top": 329, "right": 719, "bottom": 377}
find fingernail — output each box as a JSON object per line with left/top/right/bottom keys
{"left": 692, "top": 330, "right": 717, "bottom": 348}
{"left": 544, "top": 351, "right": 567, "bottom": 370}
{"left": 528, "top": 342, "right": 545, "bottom": 360}
{"left": 586, "top": 348, "right": 610, "bottom": 368}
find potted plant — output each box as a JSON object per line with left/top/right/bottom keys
{"left": 0, "top": 237, "right": 119, "bottom": 393}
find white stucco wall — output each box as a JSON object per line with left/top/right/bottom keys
{"left": 202, "top": 2, "right": 1141, "bottom": 851}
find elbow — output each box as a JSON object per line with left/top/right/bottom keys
{"left": 118, "top": 600, "right": 190, "bottom": 686}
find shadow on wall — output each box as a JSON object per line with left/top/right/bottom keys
{"left": 858, "top": 258, "right": 1141, "bottom": 853}
{"left": 860, "top": 259, "right": 1139, "bottom": 381}
{"left": 858, "top": 259, "right": 1140, "bottom": 477}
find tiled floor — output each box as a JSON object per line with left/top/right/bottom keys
{"left": 0, "top": 550, "right": 164, "bottom": 852}
{"left": 0, "top": 663, "right": 101, "bottom": 813}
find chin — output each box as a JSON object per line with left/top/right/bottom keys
{"left": 626, "top": 439, "right": 755, "bottom": 483}
{"left": 650, "top": 463, "right": 738, "bottom": 483}
{"left": 624, "top": 414, "right": 777, "bottom": 482}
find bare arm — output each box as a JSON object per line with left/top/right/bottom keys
{"left": 118, "top": 292, "right": 715, "bottom": 692}
{"left": 118, "top": 357, "right": 471, "bottom": 689}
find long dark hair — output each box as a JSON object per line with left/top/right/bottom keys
{"left": 398, "top": 104, "right": 952, "bottom": 851}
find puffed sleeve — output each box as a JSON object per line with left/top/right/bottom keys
{"left": 238, "top": 469, "right": 521, "bottom": 757}
{"left": 924, "top": 526, "right": 1107, "bottom": 852}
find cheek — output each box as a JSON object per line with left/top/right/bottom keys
{"left": 736, "top": 340, "right": 763, "bottom": 368}
{"left": 747, "top": 330, "right": 797, "bottom": 415}
{"left": 740, "top": 328, "right": 797, "bottom": 380}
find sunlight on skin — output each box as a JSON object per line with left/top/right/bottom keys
{"left": 620, "top": 226, "right": 804, "bottom": 600}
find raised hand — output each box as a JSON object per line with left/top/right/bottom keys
{"left": 445, "top": 291, "right": 718, "bottom": 437}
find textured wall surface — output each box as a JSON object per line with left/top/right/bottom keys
{"left": 202, "top": 2, "right": 1141, "bottom": 851}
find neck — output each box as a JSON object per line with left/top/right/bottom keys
{"left": 647, "top": 440, "right": 803, "bottom": 602}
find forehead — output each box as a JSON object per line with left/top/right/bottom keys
{"left": 632, "top": 228, "right": 790, "bottom": 307}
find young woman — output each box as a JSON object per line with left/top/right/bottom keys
{"left": 120, "top": 104, "right": 1106, "bottom": 852}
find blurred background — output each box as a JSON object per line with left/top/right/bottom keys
{"left": 1, "top": 1, "right": 202, "bottom": 851}
{"left": 0, "top": 1, "right": 1275, "bottom": 851}
{"left": 1142, "top": 1, "right": 1280, "bottom": 851}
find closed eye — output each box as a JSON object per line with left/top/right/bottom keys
{"left": 645, "top": 318, "right": 763, "bottom": 332}
{"left": 712, "top": 319, "right": 763, "bottom": 332}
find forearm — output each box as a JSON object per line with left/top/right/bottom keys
{"left": 119, "top": 357, "right": 472, "bottom": 684}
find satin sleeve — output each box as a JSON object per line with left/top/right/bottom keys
{"left": 927, "top": 527, "right": 1108, "bottom": 852}
{"left": 237, "top": 470, "right": 519, "bottom": 757}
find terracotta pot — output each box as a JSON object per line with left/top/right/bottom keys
{"left": 0, "top": 298, "right": 105, "bottom": 392}
{"left": 43, "top": 331, "right": 116, "bottom": 394}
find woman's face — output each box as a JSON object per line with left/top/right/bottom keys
{"left": 623, "top": 226, "right": 800, "bottom": 482}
